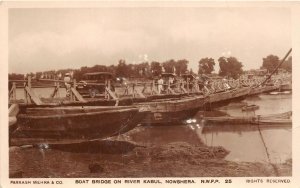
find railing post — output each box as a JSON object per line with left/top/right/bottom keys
{"left": 152, "top": 80, "right": 155, "bottom": 95}
{"left": 10, "top": 82, "right": 17, "bottom": 100}
{"left": 186, "top": 79, "right": 189, "bottom": 93}
{"left": 25, "top": 76, "right": 32, "bottom": 104}
{"left": 134, "top": 80, "right": 138, "bottom": 97}
{"left": 108, "top": 79, "right": 111, "bottom": 90}
{"left": 106, "top": 80, "right": 110, "bottom": 100}
{"left": 57, "top": 82, "right": 60, "bottom": 97}
{"left": 71, "top": 79, "right": 77, "bottom": 101}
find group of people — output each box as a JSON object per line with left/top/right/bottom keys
{"left": 157, "top": 76, "right": 175, "bottom": 94}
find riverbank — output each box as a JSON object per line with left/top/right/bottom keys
{"left": 9, "top": 140, "right": 291, "bottom": 178}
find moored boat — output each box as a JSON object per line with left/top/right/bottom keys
{"left": 248, "top": 85, "right": 278, "bottom": 96}
{"left": 242, "top": 104, "right": 259, "bottom": 111}
{"left": 258, "top": 111, "right": 292, "bottom": 119}
{"left": 207, "top": 87, "right": 250, "bottom": 105}
{"left": 269, "top": 91, "right": 291, "bottom": 95}
{"left": 136, "top": 95, "right": 206, "bottom": 125}
{"left": 11, "top": 106, "right": 148, "bottom": 144}
{"left": 279, "top": 83, "right": 292, "bottom": 91}
{"left": 201, "top": 111, "right": 292, "bottom": 125}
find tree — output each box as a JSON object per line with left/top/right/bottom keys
{"left": 92, "top": 65, "right": 108, "bottom": 72}
{"left": 261, "top": 55, "right": 280, "bottom": 72}
{"left": 175, "top": 59, "right": 189, "bottom": 75}
{"left": 8, "top": 73, "right": 24, "bottom": 80}
{"left": 116, "top": 59, "right": 129, "bottom": 77}
{"left": 281, "top": 56, "right": 292, "bottom": 72}
{"left": 150, "top": 61, "right": 162, "bottom": 77}
{"left": 136, "top": 62, "right": 150, "bottom": 77}
{"left": 198, "top": 58, "right": 215, "bottom": 74}
{"left": 218, "top": 56, "right": 243, "bottom": 79}
{"left": 162, "top": 59, "right": 176, "bottom": 73}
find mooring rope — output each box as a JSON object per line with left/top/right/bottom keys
{"left": 256, "top": 122, "right": 280, "bottom": 176}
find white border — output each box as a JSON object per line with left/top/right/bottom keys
{"left": 1, "top": 1, "right": 300, "bottom": 188}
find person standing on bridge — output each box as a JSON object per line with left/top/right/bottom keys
{"left": 157, "top": 76, "right": 164, "bottom": 94}
{"left": 64, "top": 73, "right": 71, "bottom": 98}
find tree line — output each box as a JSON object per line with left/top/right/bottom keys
{"left": 9, "top": 54, "right": 292, "bottom": 81}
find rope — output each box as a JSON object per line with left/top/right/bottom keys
{"left": 257, "top": 122, "right": 280, "bottom": 176}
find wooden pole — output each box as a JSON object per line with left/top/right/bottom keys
{"left": 26, "top": 76, "right": 32, "bottom": 104}
{"left": 23, "top": 81, "right": 27, "bottom": 104}
{"left": 187, "top": 79, "right": 189, "bottom": 93}
{"left": 57, "top": 82, "right": 60, "bottom": 97}
{"left": 72, "top": 79, "right": 77, "bottom": 101}
{"left": 9, "top": 82, "right": 17, "bottom": 100}
{"left": 50, "top": 82, "right": 57, "bottom": 98}
{"left": 106, "top": 80, "right": 110, "bottom": 100}
{"left": 152, "top": 80, "right": 155, "bottom": 95}
{"left": 167, "top": 80, "right": 170, "bottom": 94}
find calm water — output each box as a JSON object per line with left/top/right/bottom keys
{"left": 12, "top": 88, "right": 292, "bottom": 164}
{"left": 128, "top": 93, "right": 292, "bottom": 163}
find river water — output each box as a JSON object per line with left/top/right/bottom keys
{"left": 11, "top": 88, "right": 292, "bottom": 170}
{"left": 128, "top": 93, "right": 292, "bottom": 164}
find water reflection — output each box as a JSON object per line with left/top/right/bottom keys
{"left": 129, "top": 93, "right": 292, "bottom": 164}
{"left": 200, "top": 125, "right": 291, "bottom": 163}
{"left": 129, "top": 125, "right": 203, "bottom": 146}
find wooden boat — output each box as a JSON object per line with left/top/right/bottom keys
{"left": 202, "top": 111, "right": 292, "bottom": 125}
{"left": 207, "top": 87, "right": 250, "bottom": 104}
{"left": 259, "top": 111, "right": 292, "bottom": 120}
{"left": 269, "top": 91, "right": 291, "bottom": 95}
{"left": 248, "top": 85, "right": 278, "bottom": 96}
{"left": 203, "top": 116, "right": 292, "bottom": 125}
{"left": 203, "top": 116, "right": 254, "bottom": 124}
{"left": 11, "top": 106, "right": 148, "bottom": 142}
{"left": 135, "top": 95, "right": 206, "bottom": 125}
{"left": 242, "top": 104, "right": 259, "bottom": 111}
{"left": 202, "top": 123, "right": 291, "bottom": 134}
{"left": 255, "top": 118, "right": 292, "bottom": 125}
{"left": 16, "top": 87, "right": 206, "bottom": 126}
{"left": 279, "top": 83, "right": 292, "bottom": 91}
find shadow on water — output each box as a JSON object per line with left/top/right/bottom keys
{"left": 197, "top": 93, "right": 292, "bottom": 164}
{"left": 128, "top": 125, "right": 204, "bottom": 146}
{"left": 199, "top": 123, "right": 291, "bottom": 164}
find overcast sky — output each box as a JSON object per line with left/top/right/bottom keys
{"left": 9, "top": 7, "right": 291, "bottom": 74}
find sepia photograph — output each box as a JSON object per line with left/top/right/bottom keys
{"left": 5, "top": 3, "right": 294, "bottom": 180}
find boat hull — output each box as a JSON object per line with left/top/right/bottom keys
{"left": 242, "top": 105, "right": 259, "bottom": 111}
{"left": 202, "top": 111, "right": 292, "bottom": 125}
{"left": 205, "top": 87, "right": 250, "bottom": 109}
{"left": 12, "top": 106, "right": 143, "bottom": 141}
{"left": 248, "top": 86, "right": 278, "bottom": 96}
{"left": 136, "top": 96, "right": 206, "bottom": 125}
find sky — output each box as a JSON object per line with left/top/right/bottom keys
{"left": 9, "top": 7, "right": 291, "bottom": 74}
